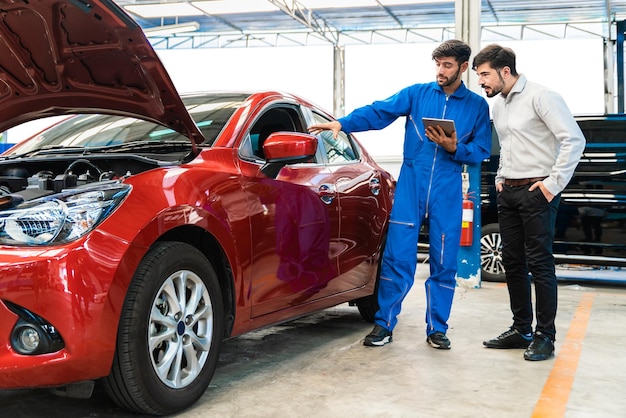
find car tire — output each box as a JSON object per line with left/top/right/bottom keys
{"left": 355, "top": 284, "right": 379, "bottom": 323}
{"left": 102, "top": 242, "right": 224, "bottom": 415}
{"left": 480, "top": 223, "right": 506, "bottom": 282}
{"left": 355, "top": 236, "right": 385, "bottom": 322}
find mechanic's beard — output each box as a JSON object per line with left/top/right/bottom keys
{"left": 438, "top": 67, "right": 461, "bottom": 88}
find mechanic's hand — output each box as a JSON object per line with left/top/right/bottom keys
{"left": 529, "top": 180, "right": 555, "bottom": 202}
{"left": 425, "top": 125, "right": 457, "bottom": 153}
{"left": 308, "top": 120, "right": 342, "bottom": 139}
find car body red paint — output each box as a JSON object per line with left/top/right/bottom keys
{"left": 0, "top": 1, "right": 394, "bottom": 414}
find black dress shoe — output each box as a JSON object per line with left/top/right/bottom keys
{"left": 484, "top": 327, "right": 532, "bottom": 349}
{"left": 524, "top": 332, "right": 555, "bottom": 361}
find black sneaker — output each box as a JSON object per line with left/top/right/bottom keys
{"left": 426, "top": 332, "right": 451, "bottom": 349}
{"left": 364, "top": 325, "right": 392, "bottom": 346}
{"left": 524, "top": 332, "right": 555, "bottom": 361}
{"left": 483, "top": 327, "right": 532, "bottom": 349}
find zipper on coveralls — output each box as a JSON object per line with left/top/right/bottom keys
{"left": 424, "top": 96, "right": 448, "bottom": 220}
{"left": 408, "top": 115, "right": 425, "bottom": 142}
{"left": 385, "top": 281, "right": 410, "bottom": 328}
{"left": 426, "top": 281, "right": 433, "bottom": 331}
{"left": 440, "top": 233, "right": 445, "bottom": 265}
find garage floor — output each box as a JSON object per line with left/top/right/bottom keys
{"left": 1, "top": 265, "right": 625, "bottom": 418}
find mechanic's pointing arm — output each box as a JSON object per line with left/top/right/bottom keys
{"left": 308, "top": 120, "right": 342, "bottom": 139}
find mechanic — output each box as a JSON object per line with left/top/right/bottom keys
{"left": 308, "top": 39, "right": 491, "bottom": 349}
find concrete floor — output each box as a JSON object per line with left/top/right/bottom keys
{"left": 1, "top": 264, "right": 625, "bottom": 418}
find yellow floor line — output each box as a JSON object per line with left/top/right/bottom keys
{"left": 531, "top": 292, "right": 595, "bottom": 418}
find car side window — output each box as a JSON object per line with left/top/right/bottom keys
{"left": 311, "top": 112, "right": 358, "bottom": 163}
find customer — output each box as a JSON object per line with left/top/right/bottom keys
{"left": 473, "top": 44, "right": 585, "bottom": 361}
{"left": 308, "top": 40, "right": 491, "bottom": 349}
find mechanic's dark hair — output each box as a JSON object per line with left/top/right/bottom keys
{"left": 472, "top": 44, "right": 518, "bottom": 76}
{"left": 432, "top": 39, "right": 471, "bottom": 64}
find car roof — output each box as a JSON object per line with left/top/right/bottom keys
{"left": 0, "top": 0, "right": 203, "bottom": 152}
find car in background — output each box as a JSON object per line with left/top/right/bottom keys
{"left": 479, "top": 116, "right": 626, "bottom": 281}
{"left": 0, "top": 1, "right": 393, "bottom": 415}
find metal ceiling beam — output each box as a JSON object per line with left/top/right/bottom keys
{"left": 117, "top": 0, "right": 624, "bottom": 48}
{"left": 266, "top": 0, "right": 340, "bottom": 45}
{"left": 484, "top": 0, "right": 499, "bottom": 24}
{"left": 146, "top": 21, "right": 610, "bottom": 49}
{"left": 375, "top": 0, "right": 404, "bottom": 28}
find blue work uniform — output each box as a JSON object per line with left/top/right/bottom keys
{"left": 338, "top": 81, "right": 491, "bottom": 336}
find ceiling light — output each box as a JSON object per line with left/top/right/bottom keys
{"left": 379, "top": 0, "right": 453, "bottom": 5}
{"left": 191, "top": 0, "right": 280, "bottom": 14}
{"left": 124, "top": 3, "right": 203, "bottom": 18}
{"left": 143, "top": 22, "right": 201, "bottom": 37}
{"left": 297, "top": 0, "right": 451, "bottom": 8}
{"left": 297, "top": 0, "right": 377, "bottom": 8}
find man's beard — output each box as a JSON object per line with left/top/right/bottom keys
{"left": 484, "top": 70, "right": 506, "bottom": 97}
{"left": 485, "top": 85, "right": 503, "bottom": 98}
{"left": 438, "top": 67, "right": 461, "bottom": 87}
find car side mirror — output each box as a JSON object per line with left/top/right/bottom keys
{"left": 260, "top": 132, "right": 317, "bottom": 178}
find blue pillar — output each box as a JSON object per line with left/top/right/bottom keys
{"left": 456, "top": 163, "right": 482, "bottom": 288}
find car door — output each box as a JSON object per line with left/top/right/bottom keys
{"left": 310, "top": 111, "right": 388, "bottom": 287}
{"left": 238, "top": 104, "right": 342, "bottom": 318}
{"left": 554, "top": 117, "right": 626, "bottom": 260}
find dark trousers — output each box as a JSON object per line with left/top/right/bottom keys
{"left": 497, "top": 185, "right": 560, "bottom": 340}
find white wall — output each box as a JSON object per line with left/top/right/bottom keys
{"left": 338, "top": 39, "right": 605, "bottom": 157}
{"left": 160, "top": 38, "right": 605, "bottom": 158}
{"left": 6, "top": 39, "right": 606, "bottom": 159}
{"left": 157, "top": 45, "right": 335, "bottom": 109}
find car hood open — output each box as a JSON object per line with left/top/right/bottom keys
{"left": 0, "top": 0, "right": 203, "bottom": 151}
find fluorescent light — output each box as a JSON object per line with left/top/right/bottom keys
{"left": 125, "top": 3, "right": 203, "bottom": 18}
{"left": 124, "top": 0, "right": 453, "bottom": 19}
{"left": 144, "top": 22, "right": 200, "bottom": 37}
{"left": 191, "top": 0, "right": 280, "bottom": 14}
{"left": 297, "top": 0, "right": 377, "bottom": 9}
{"left": 379, "top": 0, "right": 453, "bottom": 5}
{"left": 297, "top": 0, "right": 451, "bottom": 8}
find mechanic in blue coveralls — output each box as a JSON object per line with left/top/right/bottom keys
{"left": 308, "top": 39, "right": 491, "bottom": 350}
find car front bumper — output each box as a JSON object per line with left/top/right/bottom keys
{"left": 0, "top": 232, "right": 136, "bottom": 389}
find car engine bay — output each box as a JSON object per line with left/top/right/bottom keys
{"left": 0, "top": 155, "right": 165, "bottom": 203}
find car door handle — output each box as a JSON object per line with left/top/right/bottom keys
{"left": 318, "top": 183, "right": 336, "bottom": 205}
{"left": 369, "top": 177, "right": 381, "bottom": 196}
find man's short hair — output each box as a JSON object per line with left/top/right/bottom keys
{"left": 432, "top": 39, "right": 471, "bottom": 64}
{"left": 472, "top": 44, "right": 518, "bottom": 76}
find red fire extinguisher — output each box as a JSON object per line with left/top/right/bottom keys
{"left": 460, "top": 193, "right": 474, "bottom": 246}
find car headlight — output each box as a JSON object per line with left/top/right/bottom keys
{"left": 0, "top": 183, "right": 131, "bottom": 246}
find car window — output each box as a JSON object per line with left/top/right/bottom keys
{"left": 5, "top": 95, "right": 244, "bottom": 156}
{"left": 577, "top": 117, "right": 626, "bottom": 143}
{"left": 240, "top": 105, "right": 316, "bottom": 163}
{"left": 311, "top": 112, "right": 359, "bottom": 163}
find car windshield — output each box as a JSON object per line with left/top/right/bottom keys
{"left": 5, "top": 94, "right": 247, "bottom": 156}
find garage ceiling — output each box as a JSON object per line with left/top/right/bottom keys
{"left": 115, "top": 0, "right": 626, "bottom": 49}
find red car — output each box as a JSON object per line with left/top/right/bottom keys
{"left": 0, "top": 1, "right": 393, "bottom": 415}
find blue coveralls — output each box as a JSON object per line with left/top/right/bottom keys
{"left": 338, "top": 81, "right": 491, "bottom": 336}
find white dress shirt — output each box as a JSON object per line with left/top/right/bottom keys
{"left": 493, "top": 74, "right": 586, "bottom": 196}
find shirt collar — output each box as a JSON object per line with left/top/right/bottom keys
{"left": 505, "top": 73, "right": 527, "bottom": 100}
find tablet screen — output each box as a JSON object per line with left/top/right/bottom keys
{"left": 422, "top": 117, "right": 456, "bottom": 136}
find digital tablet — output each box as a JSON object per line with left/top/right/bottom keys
{"left": 422, "top": 117, "right": 456, "bottom": 136}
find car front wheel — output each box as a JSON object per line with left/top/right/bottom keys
{"left": 103, "top": 242, "right": 224, "bottom": 415}
{"left": 480, "top": 223, "right": 506, "bottom": 282}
